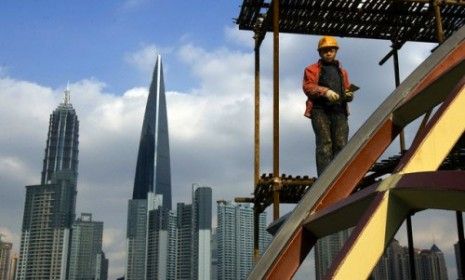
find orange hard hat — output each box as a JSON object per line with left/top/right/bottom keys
{"left": 318, "top": 36, "right": 339, "bottom": 50}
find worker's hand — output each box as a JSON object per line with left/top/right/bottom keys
{"left": 344, "top": 91, "right": 354, "bottom": 102}
{"left": 325, "top": 89, "right": 339, "bottom": 102}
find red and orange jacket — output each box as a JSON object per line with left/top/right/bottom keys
{"left": 302, "top": 60, "right": 350, "bottom": 118}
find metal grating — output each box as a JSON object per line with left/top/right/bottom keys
{"left": 237, "top": 0, "right": 465, "bottom": 44}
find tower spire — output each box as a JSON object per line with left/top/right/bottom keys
{"left": 64, "top": 81, "right": 71, "bottom": 105}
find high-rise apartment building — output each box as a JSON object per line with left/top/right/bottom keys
{"left": 125, "top": 54, "right": 173, "bottom": 280}
{"left": 126, "top": 199, "right": 148, "bottom": 280}
{"left": 176, "top": 202, "right": 193, "bottom": 279}
{"left": 417, "top": 244, "right": 448, "bottom": 280}
{"left": 211, "top": 229, "right": 218, "bottom": 280}
{"left": 315, "top": 229, "right": 351, "bottom": 280}
{"left": 216, "top": 201, "right": 272, "bottom": 280}
{"left": 17, "top": 88, "right": 79, "bottom": 280}
{"left": 0, "top": 237, "right": 12, "bottom": 280}
{"left": 68, "top": 213, "right": 107, "bottom": 280}
{"left": 176, "top": 185, "right": 212, "bottom": 280}
{"left": 146, "top": 197, "right": 177, "bottom": 280}
{"left": 372, "top": 240, "right": 448, "bottom": 280}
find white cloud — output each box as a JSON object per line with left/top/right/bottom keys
{"left": 224, "top": 25, "right": 254, "bottom": 49}
{"left": 125, "top": 44, "right": 159, "bottom": 74}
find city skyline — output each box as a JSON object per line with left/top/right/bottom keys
{"left": 0, "top": 2, "right": 462, "bottom": 279}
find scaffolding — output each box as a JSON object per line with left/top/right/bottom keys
{"left": 234, "top": 0, "right": 465, "bottom": 279}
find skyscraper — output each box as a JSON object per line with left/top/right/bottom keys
{"left": 176, "top": 185, "right": 212, "bottom": 280}
{"left": 125, "top": 54, "right": 172, "bottom": 280}
{"left": 216, "top": 201, "right": 272, "bottom": 280}
{"left": 17, "top": 88, "right": 79, "bottom": 280}
{"left": 0, "top": 237, "right": 12, "bottom": 280}
{"left": 68, "top": 213, "right": 107, "bottom": 280}
{"left": 132, "top": 54, "right": 171, "bottom": 208}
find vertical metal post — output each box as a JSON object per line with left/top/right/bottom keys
{"left": 272, "top": 0, "right": 280, "bottom": 221}
{"left": 395, "top": 47, "right": 415, "bottom": 279}
{"left": 253, "top": 32, "right": 261, "bottom": 262}
{"left": 433, "top": 0, "right": 445, "bottom": 43}
{"left": 393, "top": 49, "right": 406, "bottom": 152}
{"left": 457, "top": 211, "right": 465, "bottom": 279}
{"left": 254, "top": 206, "right": 261, "bottom": 262}
{"left": 406, "top": 216, "right": 417, "bottom": 280}
{"left": 254, "top": 40, "right": 261, "bottom": 189}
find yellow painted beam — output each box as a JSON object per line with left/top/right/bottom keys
{"left": 401, "top": 84, "right": 465, "bottom": 173}
{"left": 330, "top": 191, "right": 409, "bottom": 280}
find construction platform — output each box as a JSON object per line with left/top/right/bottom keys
{"left": 234, "top": 0, "right": 465, "bottom": 279}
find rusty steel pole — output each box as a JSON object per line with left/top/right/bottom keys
{"left": 393, "top": 49, "right": 406, "bottom": 152}
{"left": 254, "top": 38, "right": 261, "bottom": 188}
{"left": 272, "top": 0, "right": 281, "bottom": 221}
{"left": 253, "top": 30, "right": 261, "bottom": 262}
{"left": 433, "top": 0, "right": 445, "bottom": 43}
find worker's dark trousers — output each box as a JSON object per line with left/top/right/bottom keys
{"left": 311, "top": 108, "right": 349, "bottom": 176}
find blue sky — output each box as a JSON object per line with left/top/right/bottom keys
{"left": 0, "top": 1, "right": 240, "bottom": 93}
{"left": 0, "top": 1, "right": 460, "bottom": 279}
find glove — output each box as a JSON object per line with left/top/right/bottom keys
{"left": 344, "top": 91, "right": 353, "bottom": 102}
{"left": 325, "top": 89, "right": 339, "bottom": 102}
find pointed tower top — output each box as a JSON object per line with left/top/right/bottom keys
{"left": 63, "top": 81, "right": 71, "bottom": 105}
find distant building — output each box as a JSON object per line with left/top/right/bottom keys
{"left": 211, "top": 229, "right": 218, "bottom": 280}
{"left": 176, "top": 185, "right": 212, "bottom": 280}
{"left": 216, "top": 201, "right": 272, "bottom": 280}
{"left": 0, "top": 237, "right": 12, "bottom": 280}
{"left": 315, "top": 229, "right": 351, "bottom": 280}
{"left": 455, "top": 241, "right": 464, "bottom": 280}
{"left": 372, "top": 240, "right": 448, "bottom": 280}
{"left": 146, "top": 194, "right": 177, "bottom": 280}
{"left": 417, "top": 244, "right": 448, "bottom": 280}
{"left": 17, "top": 87, "right": 79, "bottom": 280}
{"left": 177, "top": 202, "right": 193, "bottom": 279}
{"left": 68, "top": 213, "right": 107, "bottom": 280}
{"left": 126, "top": 199, "right": 148, "bottom": 280}
{"left": 95, "top": 252, "right": 109, "bottom": 280}
{"left": 8, "top": 254, "right": 18, "bottom": 280}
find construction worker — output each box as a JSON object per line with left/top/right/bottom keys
{"left": 302, "top": 36, "right": 354, "bottom": 176}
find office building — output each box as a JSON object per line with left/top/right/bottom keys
{"left": 17, "top": 88, "right": 79, "bottom": 280}
{"left": 126, "top": 54, "right": 173, "bottom": 280}
{"left": 211, "top": 229, "right": 218, "bottom": 280}
{"left": 68, "top": 213, "right": 107, "bottom": 280}
{"left": 131, "top": 54, "right": 171, "bottom": 206}
{"left": 216, "top": 201, "right": 272, "bottom": 280}
{"left": 96, "top": 252, "right": 109, "bottom": 280}
{"left": 0, "top": 237, "right": 12, "bottom": 280}
{"left": 176, "top": 185, "right": 212, "bottom": 280}
{"left": 146, "top": 196, "right": 177, "bottom": 280}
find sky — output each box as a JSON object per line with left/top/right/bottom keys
{"left": 0, "top": 1, "right": 461, "bottom": 279}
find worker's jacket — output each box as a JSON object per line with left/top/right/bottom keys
{"left": 302, "top": 60, "right": 350, "bottom": 118}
